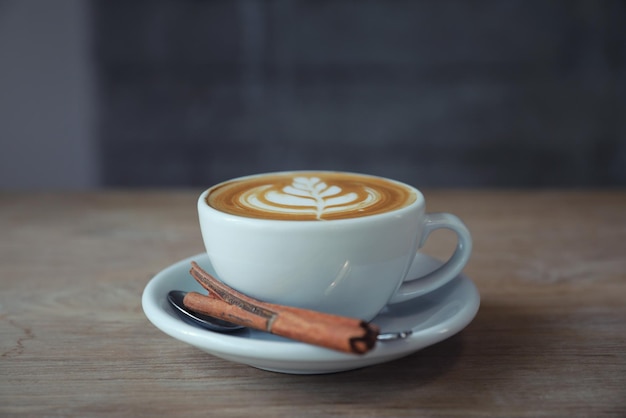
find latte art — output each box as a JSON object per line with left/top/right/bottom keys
{"left": 243, "top": 177, "right": 379, "bottom": 220}
{"left": 207, "top": 172, "right": 416, "bottom": 221}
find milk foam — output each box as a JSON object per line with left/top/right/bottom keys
{"left": 207, "top": 172, "right": 416, "bottom": 221}
{"left": 240, "top": 177, "right": 378, "bottom": 220}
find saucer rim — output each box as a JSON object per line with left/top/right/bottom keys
{"left": 142, "top": 253, "right": 480, "bottom": 372}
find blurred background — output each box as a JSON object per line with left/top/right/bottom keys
{"left": 1, "top": 0, "right": 625, "bottom": 190}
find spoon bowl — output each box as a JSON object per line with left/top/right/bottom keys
{"left": 167, "top": 290, "right": 244, "bottom": 332}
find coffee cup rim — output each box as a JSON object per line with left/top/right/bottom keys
{"left": 199, "top": 170, "right": 424, "bottom": 225}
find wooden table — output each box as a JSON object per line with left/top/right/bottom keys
{"left": 1, "top": 191, "right": 625, "bottom": 417}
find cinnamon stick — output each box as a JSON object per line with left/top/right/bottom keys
{"left": 186, "top": 262, "right": 380, "bottom": 354}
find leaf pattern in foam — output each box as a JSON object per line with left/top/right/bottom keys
{"left": 265, "top": 177, "right": 358, "bottom": 219}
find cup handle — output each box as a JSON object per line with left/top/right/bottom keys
{"left": 388, "top": 212, "right": 472, "bottom": 304}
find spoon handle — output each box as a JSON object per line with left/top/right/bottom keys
{"left": 187, "top": 263, "right": 380, "bottom": 354}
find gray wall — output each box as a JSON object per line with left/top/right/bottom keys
{"left": 2, "top": 1, "right": 625, "bottom": 189}
{"left": 0, "top": 0, "right": 97, "bottom": 190}
{"left": 95, "top": 0, "right": 626, "bottom": 188}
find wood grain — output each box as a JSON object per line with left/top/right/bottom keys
{"left": 1, "top": 190, "right": 625, "bottom": 417}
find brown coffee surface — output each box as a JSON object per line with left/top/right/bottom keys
{"left": 206, "top": 172, "right": 416, "bottom": 221}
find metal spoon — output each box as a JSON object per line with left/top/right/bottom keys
{"left": 167, "top": 290, "right": 244, "bottom": 332}
{"left": 167, "top": 290, "right": 419, "bottom": 341}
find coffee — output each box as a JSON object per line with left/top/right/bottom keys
{"left": 206, "top": 171, "right": 417, "bottom": 221}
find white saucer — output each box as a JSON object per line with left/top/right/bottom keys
{"left": 142, "top": 253, "right": 480, "bottom": 374}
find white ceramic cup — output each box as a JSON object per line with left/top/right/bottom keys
{"left": 198, "top": 171, "right": 472, "bottom": 321}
